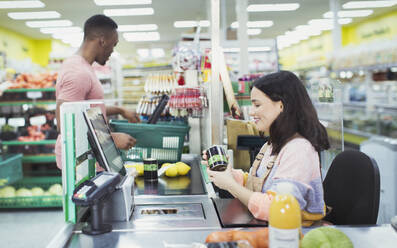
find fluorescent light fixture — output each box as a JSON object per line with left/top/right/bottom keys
{"left": 123, "top": 31, "right": 160, "bottom": 41}
{"left": 94, "top": 0, "right": 151, "bottom": 6}
{"left": 323, "top": 9, "right": 373, "bottom": 18}
{"left": 40, "top": 27, "right": 82, "bottom": 34}
{"left": 247, "top": 3, "right": 300, "bottom": 12}
{"left": 247, "top": 28, "right": 261, "bottom": 35}
{"left": 26, "top": 20, "right": 72, "bottom": 28}
{"left": 343, "top": 1, "right": 397, "bottom": 9}
{"left": 223, "top": 47, "right": 240, "bottom": 53}
{"left": 308, "top": 18, "right": 352, "bottom": 26}
{"left": 151, "top": 48, "right": 165, "bottom": 58}
{"left": 118, "top": 24, "right": 157, "bottom": 32}
{"left": 223, "top": 47, "right": 271, "bottom": 53}
{"left": 199, "top": 20, "right": 210, "bottom": 27}
{"left": 8, "top": 11, "right": 60, "bottom": 20}
{"left": 0, "top": 1, "right": 44, "bottom": 9}
{"left": 248, "top": 47, "right": 271, "bottom": 52}
{"left": 174, "top": 20, "right": 210, "bottom": 28}
{"left": 231, "top": 20, "right": 273, "bottom": 28}
{"left": 104, "top": 7, "right": 154, "bottom": 16}
{"left": 52, "top": 32, "right": 83, "bottom": 40}
{"left": 137, "top": 48, "right": 149, "bottom": 58}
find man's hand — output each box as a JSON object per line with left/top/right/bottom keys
{"left": 121, "top": 108, "right": 140, "bottom": 123}
{"left": 111, "top": 132, "right": 136, "bottom": 150}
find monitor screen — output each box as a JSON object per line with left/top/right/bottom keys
{"left": 83, "top": 107, "right": 125, "bottom": 176}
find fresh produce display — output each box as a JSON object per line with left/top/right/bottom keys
{"left": 301, "top": 227, "right": 353, "bottom": 248}
{"left": 0, "top": 183, "right": 62, "bottom": 198}
{"left": 17, "top": 125, "right": 45, "bottom": 142}
{"left": 205, "top": 228, "right": 269, "bottom": 248}
{"left": 0, "top": 124, "right": 17, "bottom": 141}
{"left": 8, "top": 72, "right": 57, "bottom": 89}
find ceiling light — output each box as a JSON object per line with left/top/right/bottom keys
{"left": 52, "top": 32, "right": 83, "bottom": 40}
{"left": 248, "top": 47, "right": 271, "bottom": 52}
{"left": 26, "top": 20, "right": 72, "bottom": 28}
{"left": 104, "top": 8, "right": 154, "bottom": 16}
{"left": 343, "top": 1, "right": 397, "bottom": 9}
{"left": 123, "top": 32, "right": 160, "bottom": 41}
{"left": 323, "top": 10, "right": 373, "bottom": 18}
{"left": 247, "top": 29, "right": 261, "bottom": 35}
{"left": 199, "top": 20, "right": 210, "bottom": 27}
{"left": 0, "top": 1, "right": 44, "bottom": 9}
{"left": 308, "top": 18, "right": 353, "bottom": 26}
{"left": 8, "top": 11, "right": 60, "bottom": 20}
{"left": 247, "top": 3, "right": 300, "bottom": 12}
{"left": 174, "top": 20, "right": 210, "bottom": 28}
{"left": 231, "top": 20, "right": 273, "bottom": 28}
{"left": 137, "top": 48, "right": 149, "bottom": 58}
{"left": 94, "top": 0, "right": 151, "bottom": 6}
{"left": 118, "top": 24, "right": 157, "bottom": 32}
{"left": 40, "top": 27, "right": 82, "bottom": 34}
{"left": 151, "top": 48, "right": 165, "bottom": 58}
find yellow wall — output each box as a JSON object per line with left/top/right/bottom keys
{"left": 280, "top": 10, "right": 397, "bottom": 69}
{"left": 0, "top": 26, "right": 51, "bottom": 67}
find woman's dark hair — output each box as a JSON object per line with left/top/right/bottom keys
{"left": 252, "top": 70, "right": 330, "bottom": 155}
{"left": 84, "top": 14, "right": 118, "bottom": 40}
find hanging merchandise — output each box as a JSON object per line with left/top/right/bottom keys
{"left": 168, "top": 87, "right": 208, "bottom": 118}
{"left": 143, "top": 72, "right": 178, "bottom": 95}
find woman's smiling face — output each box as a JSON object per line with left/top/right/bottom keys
{"left": 249, "top": 87, "right": 283, "bottom": 133}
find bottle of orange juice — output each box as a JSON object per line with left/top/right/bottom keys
{"left": 269, "top": 182, "right": 301, "bottom": 248}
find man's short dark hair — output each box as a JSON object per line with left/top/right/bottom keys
{"left": 84, "top": 14, "right": 118, "bottom": 40}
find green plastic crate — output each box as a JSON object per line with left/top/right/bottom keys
{"left": 0, "top": 153, "right": 23, "bottom": 187}
{"left": 110, "top": 120, "right": 190, "bottom": 163}
{"left": 0, "top": 176, "right": 62, "bottom": 208}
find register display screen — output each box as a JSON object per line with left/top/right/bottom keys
{"left": 84, "top": 107, "right": 125, "bottom": 175}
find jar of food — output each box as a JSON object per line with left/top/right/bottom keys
{"left": 143, "top": 158, "right": 158, "bottom": 181}
{"left": 206, "top": 145, "right": 228, "bottom": 171}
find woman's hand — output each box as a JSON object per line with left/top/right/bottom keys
{"left": 207, "top": 163, "right": 236, "bottom": 190}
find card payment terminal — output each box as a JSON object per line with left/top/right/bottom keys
{"left": 72, "top": 172, "right": 121, "bottom": 235}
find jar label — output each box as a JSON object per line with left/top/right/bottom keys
{"left": 144, "top": 164, "right": 158, "bottom": 171}
{"left": 269, "top": 226, "right": 300, "bottom": 248}
{"left": 208, "top": 154, "right": 227, "bottom": 166}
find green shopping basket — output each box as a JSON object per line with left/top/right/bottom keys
{"left": 109, "top": 120, "right": 190, "bottom": 163}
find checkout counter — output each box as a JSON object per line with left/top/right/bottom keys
{"left": 47, "top": 102, "right": 397, "bottom": 248}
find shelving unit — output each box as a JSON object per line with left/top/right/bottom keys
{"left": 120, "top": 65, "right": 172, "bottom": 109}
{"left": 0, "top": 87, "right": 60, "bottom": 208}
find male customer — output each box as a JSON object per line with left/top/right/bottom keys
{"left": 55, "top": 14, "right": 138, "bottom": 169}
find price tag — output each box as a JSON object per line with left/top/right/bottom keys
{"left": 47, "top": 104, "right": 56, "bottom": 111}
{"left": 53, "top": 118, "right": 57, "bottom": 126}
{"left": 8, "top": 117, "right": 25, "bottom": 127}
{"left": 27, "top": 91, "right": 43, "bottom": 99}
{"left": 30, "top": 115, "right": 46, "bottom": 126}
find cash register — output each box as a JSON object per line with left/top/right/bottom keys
{"left": 79, "top": 107, "right": 135, "bottom": 225}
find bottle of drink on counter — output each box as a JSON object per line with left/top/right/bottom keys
{"left": 269, "top": 182, "right": 301, "bottom": 248}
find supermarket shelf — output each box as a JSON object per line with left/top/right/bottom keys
{"left": 22, "top": 155, "right": 56, "bottom": 163}
{"left": 334, "top": 63, "right": 397, "bottom": 73}
{"left": 2, "top": 140, "right": 56, "bottom": 146}
{"left": 343, "top": 102, "right": 397, "bottom": 112}
{"left": 326, "top": 127, "right": 371, "bottom": 145}
{"left": 4, "top": 88, "right": 55, "bottom": 93}
{"left": 0, "top": 101, "right": 56, "bottom": 106}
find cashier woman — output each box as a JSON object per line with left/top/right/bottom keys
{"left": 203, "top": 71, "right": 330, "bottom": 225}
{"left": 55, "top": 15, "right": 139, "bottom": 169}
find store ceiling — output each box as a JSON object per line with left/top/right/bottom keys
{"left": 0, "top": 0, "right": 396, "bottom": 54}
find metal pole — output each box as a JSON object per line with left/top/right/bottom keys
{"left": 330, "top": 0, "right": 341, "bottom": 51}
{"left": 210, "top": 0, "right": 223, "bottom": 145}
{"left": 236, "top": 0, "right": 249, "bottom": 76}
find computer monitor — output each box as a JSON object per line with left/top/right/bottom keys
{"left": 83, "top": 107, "right": 126, "bottom": 176}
